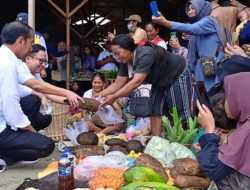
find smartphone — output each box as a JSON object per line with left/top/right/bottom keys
{"left": 170, "top": 32, "right": 177, "bottom": 39}
{"left": 150, "top": 1, "right": 160, "bottom": 17}
{"left": 193, "top": 81, "right": 213, "bottom": 113}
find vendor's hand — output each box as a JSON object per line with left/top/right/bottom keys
{"left": 169, "top": 38, "right": 181, "bottom": 49}
{"left": 225, "top": 43, "right": 247, "bottom": 57}
{"left": 22, "top": 125, "right": 36, "bottom": 132}
{"left": 197, "top": 100, "right": 215, "bottom": 133}
{"left": 152, "top": 12, "right": 170, "bottom": 28}
{"left": 242, "top": 44, "right": 250, "bottom": 52}
{"left": 66, "top": 91, "right": 85, "bottom": 108}
{"left": 99, "top": 95, "right": 117, "bottom": 108}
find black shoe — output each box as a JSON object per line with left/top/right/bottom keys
{"left": 0, "top": 165, "right": 6, "bottom": 173}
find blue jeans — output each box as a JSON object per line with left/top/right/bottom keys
{"left": 0, "top": 126, "right": 54, "bottom": 165}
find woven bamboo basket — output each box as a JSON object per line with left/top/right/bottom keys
{"left": 44, "top": 102, "right": 68, "bottom": 141}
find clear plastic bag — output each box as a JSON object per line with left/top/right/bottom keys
{"left": 96, "top": 105, "right": 124, "bottom": 125}
{"left": 64, "top": 120, "right": 89, "bottom": 145}
{"left": 74, "top": 155, "right": 127, "bottom": 181}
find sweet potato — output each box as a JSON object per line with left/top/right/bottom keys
{"left": 172, "top": 158, "right": 206, "bottom": 177}
{"left": 174, "top": 175, "right": 211, "bottom": 188}
{"left": 126, "top": 140, "right": 143, "bottom": 153}
{"left": 105, "top": 138, "right": 127, "bottom": 147}
{"left": 64, "top": 98, "right": 100, "bottom": 112}
{"left": 71, "top": 145, "right": 104, "bottom": 157}
{"left": 91, "top": 113, "right": 107, "bottom": 128}
{"left": 77, "top": 132, "right": 98, "bottom": 145}
{"left": 135, "top": 153, "right": 168, "bottom": 180}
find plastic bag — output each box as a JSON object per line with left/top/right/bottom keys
{"left": 64, "top": 120, "right": 89, "bottom": 145}
{"left": 144, "top": 136, "right": 196, "bottom": 167}
{"left": 74, "top": 155, "right": 128, "bottom": 181}
{"left": 96, "top": 105, "right": 124, "bottom": 125}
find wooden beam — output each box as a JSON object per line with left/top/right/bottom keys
{"left": 84, "top": 10, "right": 113, "bottom": 38}
{"left": 69, "top": 0, "right": 88, "bottom": 18}
{"left": 28, "top": 0, "right": 35, "bottom": 30}
{"left": 47, "top": 0, "right": 67, "bottom": 18}
{"left": 66, "top": 0, "right": 70, "bottom": 90}
{"left": 50, "top": 9, "right": 83, "bottom": 39}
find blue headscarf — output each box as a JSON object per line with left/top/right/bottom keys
{"left": 186, "top": 0, "right": 212, "bottom": 23}
{"left": 186, "top": 0, "right": 223, "bottom": 64}
{"left": 239, "top": 20, "right": 250, "bottom": 46}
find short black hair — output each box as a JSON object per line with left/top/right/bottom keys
{"left": 145, "top": 22, "right": 160, "bottom": 30}
{"left": 1, "top": 21, "right": 33, "bottom": 45}
{"left": 210, "top": 92, "right": 237, "bottom": 129}
{"left": 91, "top": 72, "right": 106, "bottom": 83}
{"left": 111, "top": 34, "right": 136, "bottom": 52}
{"left": 31, "top": 44, "right": 46, "bottom": 54}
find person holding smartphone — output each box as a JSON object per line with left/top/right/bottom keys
{"left": 169, "top": 33, "right": 188, "bottom": 61}
{"left": 152, "top": 0, "right": 224, "bottom": 91}
{"left": 196, "top": 72, "right": 250, "bottom": 189}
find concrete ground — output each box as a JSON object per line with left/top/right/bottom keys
{"left": 0, "top": 148, "right": 60, "bottom": 190}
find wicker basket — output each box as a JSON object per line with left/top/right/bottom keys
{"left": 44, "top": 102, "right": 68, "bottom": 141}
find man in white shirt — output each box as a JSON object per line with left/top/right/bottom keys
{"left": 0, "top": 21, "right": 83, "bottom": 173}
{"left": 97, "top": 41, "right": 118, "bottom": 71}
{"left": 0, "top": 21, "right": 54, "bottom": 173}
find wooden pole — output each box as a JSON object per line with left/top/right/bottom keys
{"left": 28, "top": 0, "right": 35, "bottom": 30}
{"left": 66, "top": 0, "right": 70, "bottom": 89}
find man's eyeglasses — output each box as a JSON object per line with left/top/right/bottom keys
{"left": 30, "top": 56, "right": 48, "bottom": 65}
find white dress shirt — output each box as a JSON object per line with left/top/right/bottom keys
{"left": 0, "top": 45, "right": 32, "bottom": 133}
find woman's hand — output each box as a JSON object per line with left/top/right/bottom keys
{"left": 225, "top": 43, "right": 247, "bottom": 57}
{"left": 99, "top": 94, "right": 117, "bottom": 108}
{"left": 197, "top": 100, "right": 215, "bottom": 133}
{"left": 152, "top": 12, "right": 171, "bottom": 28}
{"left": 169, "top": 38, "right": 181, "bottom": 49}
{"left": 242, "top": 44, "right": 250, "bottom": 52}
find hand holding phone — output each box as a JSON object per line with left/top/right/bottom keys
{"left": 150, "top": 1, "right": 160, "bottom": 17}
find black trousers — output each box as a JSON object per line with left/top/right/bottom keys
{"left": 20, "top": 95, "right": 52, "bottom": 131}
{"left": 0, "top": 127, "right": 55, "bottom": 165}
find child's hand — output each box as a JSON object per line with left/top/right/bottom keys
{"left": 197, "top": 100, "right": 215, "bottom": 133}
{"left": 193, "top": 143, "right": 201, "bottom": 153}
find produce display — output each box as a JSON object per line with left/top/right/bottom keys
{"left": 71, "top": 145, "right": 105, "bottom": 157}
{"left": 124, "top": 166, "right": 167, "bottom": 184}
{"left": 163, "top": 107, "right": 198, "bottom": 144}
{"left": 121, "top": 182, "right": 179, "bottom": 190}
{"left": 126, "top": 140, "right": 143, "bottom": 153}
{"left": 91, "top": 113, "right": 108, "bottom": 128}
{"left": 88, "top": 167, "right": 125, "bottom": 190}
{"left": 135, "top": 153, "right": 168, "bottom": 181}
{"left": 170, "top": 158, "right": 211, "bottom": 189}
{"left": 77, "top": 132, "right": 99, "bottom": 145}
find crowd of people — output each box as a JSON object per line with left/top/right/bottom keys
{"left": 0, "top": 0, "right": 250, "bottom": 188}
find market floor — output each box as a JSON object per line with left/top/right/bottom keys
{"left": 0, "top": 147, "right": 60, "bottom": 190}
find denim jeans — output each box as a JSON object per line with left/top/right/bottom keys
{"left": 0, "top": 126, "right": 54, "bottom": 165}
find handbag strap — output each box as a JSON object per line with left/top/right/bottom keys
{"left": 196, "top": 43, "right": 221, "bottom": 59}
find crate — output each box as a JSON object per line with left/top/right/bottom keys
{"left": 44, "top": 102, "right": 68, "bottom": 141}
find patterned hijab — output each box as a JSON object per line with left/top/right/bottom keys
{"left": 219, "top": 72, "right": 250, "bottom": 177}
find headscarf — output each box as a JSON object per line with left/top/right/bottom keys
{"left": 219, "top": 72, "right": 250, "bottom": 177}
{"left": 185, "top": 0, "right": 222, "bottom": 64}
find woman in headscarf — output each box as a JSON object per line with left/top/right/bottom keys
{"left": 98, "top": 34, "right": 192, "bottom": 136}
{"left": 70, "top": 45, "right": 81, "bottom": 78}
{"left": 197, "top": 72, "right": 250, "bottom": 189}
{"left": 153, "top": 0, "right": 224, "bottom": 91}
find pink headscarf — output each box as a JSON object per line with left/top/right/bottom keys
{"left": 219, "top": 72, "right": 250, "bottom": 177}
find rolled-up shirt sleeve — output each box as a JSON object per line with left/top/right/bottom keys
{"left": 0, "top": 63, "right": 30, "bottom": 129}
{"left": 18, "top": 84, "right": 32, "bottom": 98}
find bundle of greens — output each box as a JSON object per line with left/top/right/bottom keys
{"left": 163, "top": 107, "right": 198, "bottom": 145}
